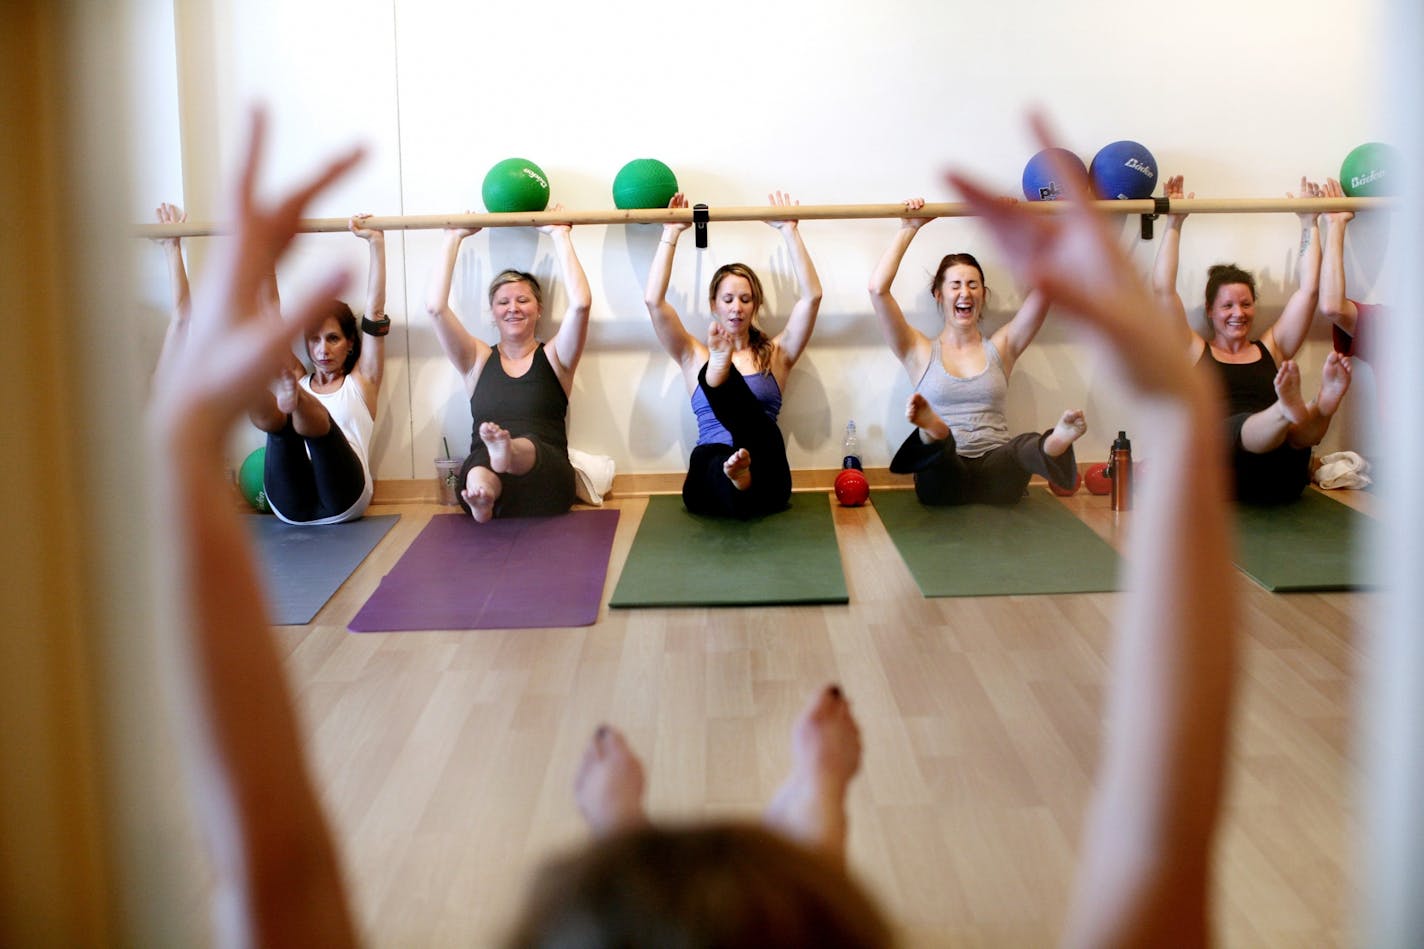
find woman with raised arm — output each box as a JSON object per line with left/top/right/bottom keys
{"left": 1320, "top": 175, "right": 1386, "bottom": 362}
{"left": 1152, "top": 174, "right": 1351, "bottom": 504}
{"left": 425, "top": 209, "right": 591, "bottom": 522}
{"left": 867, "top": 197, "right": 1084, "bottom": 505}
{"left": 151, "top": 202, "right": 192, "bottom": 381}
{"left": 644, "top": 191, "right": 821, "bottom": 518}
{"left": 246, "top": 214, "right": 387, "bottom": 524}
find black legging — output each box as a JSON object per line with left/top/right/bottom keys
{"left": 263, "top": 415, "right": 367, "bottom": 522}
{"left": 890, "top": 427, "right": 1077, "bottom": 506}
{"left": 681, "top": 363, "right": 792, "bottom": 519}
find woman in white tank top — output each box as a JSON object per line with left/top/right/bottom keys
{"left": 246, "top": 215, "right": 388, "bottom": 524}
{"left": 866, "top": 198, "right": 1086, "bottom": 504}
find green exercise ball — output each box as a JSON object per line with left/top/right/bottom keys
{"left": 612, "top": 158, "right": 679, "bottom": 210}
{"left": 482, "top": 158, "right": 550, "bottom": 212}
{"left": 239, "top": 447, "right": 270, "bottom": 513}
{"left": 1340, "top": 142, "right": 1400, "bottom": 197}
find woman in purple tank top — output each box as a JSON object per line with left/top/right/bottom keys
{"left": 644, "top": 191, "right": 822, "bottom": 518}
{"left": 868, "top": 198, "right": 1085, "bottom": 505}
{"left": 1152, "top": 175, "right": 1351, "bottom": 504}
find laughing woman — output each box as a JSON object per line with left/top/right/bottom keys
{"left": 868, "top": 197, "right": 1084, "bottom": 505}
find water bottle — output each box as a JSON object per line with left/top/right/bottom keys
{"left": 1109, "top": 430, "right": 1132, "bottom": 512}
{"left": 842, "top": 419, "right": 863, "bottom": 471}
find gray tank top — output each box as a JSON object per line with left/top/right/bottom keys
{"left": 913, "top": 338, "right": 1010, "bottom": 457}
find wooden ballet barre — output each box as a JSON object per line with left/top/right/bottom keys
{"left": 134, "top": 197, "right": 1395, "bottom": 239}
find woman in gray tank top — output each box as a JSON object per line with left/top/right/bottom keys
{"left": 867, "top": 197, "right": 1085, "bottom": 504}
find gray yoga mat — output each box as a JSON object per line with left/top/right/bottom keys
{"left": 247, "top": 514, "right": 400, "bottom": 625}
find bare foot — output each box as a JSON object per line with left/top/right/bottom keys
{"left": 1274, "top": 360, "right": 1310, "bottom": 425}
{"left": 723, "top": 448, "right": 752, "bottom": 491}
{"left": 575, "top": 725, "right": 648, "bottom": 838}
{"left": 907, "top": 393, "right": 950, "bottom": 444}
{"left": 273, "top": 368, "right": 300, "bottom": 416}
{"left": 1315, "top": 351, "right": 1352, "bottom": 418}
{"left": 705, "top": 321, "right": 733, "bottom": 388}
{"left": 1043, "top": 408, "right": 1087, "bottom": 457}
{"left": 480, "top": 422, "right": 512, "bottom": 474}
{"left": 461, "top": 467, "right": 498, "bottom": 523}
{"left": 765, "top": 684, "right": 862, "bottom": 866}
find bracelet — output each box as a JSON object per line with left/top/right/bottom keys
{"left": 361, "top": 315, "right": 392, "bottom": 337}
{"left": 660, "top": 237, "right": 676, "bottom": 245}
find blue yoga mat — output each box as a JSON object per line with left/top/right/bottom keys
{"left": 247, "top": 514, "right": 400, "bottom": 625}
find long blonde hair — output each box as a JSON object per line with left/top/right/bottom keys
{"left": 709, "top": 263, "right": 774, "bottom": 373}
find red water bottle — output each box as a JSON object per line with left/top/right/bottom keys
{"left": 1109, "top": 430, "right": 1132, "bottom": 512}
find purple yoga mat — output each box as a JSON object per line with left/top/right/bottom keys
{"left": 348, "top": 509, "right": 619, "bottom": 632}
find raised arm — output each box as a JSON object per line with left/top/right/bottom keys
{"left": 348, "top": 214, "right": 386, "bottom": 414}
{"left": 992, "top": 289, "right": 1050, "bottom": 375}
{"left": 153, "top": 203, "right": 191, "bottom": 379}
{"left": 1150, "top": 175, "right": 1198, "bottom": 351}
{"left": 540, "top": 205, "right": 593, "bottom": 386}
{"left": 1263, "top": 177, "right": 1322, "bottom": 360}
{"left": 765, "top": 190, "right": 822, "bottom": 370}
{"left": 867, "top": 197, "right": 933, "bottom": 375}
{"left": 642, "top": 192, "right": 704, "bottom": 378}
{"left": 1317, "top": 177, "right": 1359, "bottom": 334}
{"left": 950, "top": 118, "right": 1237, "bottom": 949}
{"left": 423, "top": 222, "right": 490, "bottom": 389}
{"left": 147, "top": 110, "right": 362, "bottom": 949}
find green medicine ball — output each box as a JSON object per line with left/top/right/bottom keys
{"left": 482, "top": 158, "right": 551, "bottom": 212}
{"left": 612, "top": 158, "right": 679, "bottom": 210}
{"left": 239, "top": 446, "right": 270, "bottom": 513}
{"left": 1340, "top": 142, "right": 1400, "bottom": 197}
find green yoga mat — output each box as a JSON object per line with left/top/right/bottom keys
{"left": 1234, "top": 490, "right": 1371, "bottom": 591}
{"left": 874, "top": 488, "right": 1119, "bottom": 597}
{"left": 609, "top": 493, "right": 848, "bottom": 608}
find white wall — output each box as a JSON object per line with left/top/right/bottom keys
{"left": 135, "top": 0, "right": 1389, "bottom": 481}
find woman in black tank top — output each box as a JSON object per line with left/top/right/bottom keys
{"left": 1152, "top": 175, "right": 1353, "bottom": 503}
{"left": 426, "top": 209, "right": 592, "bottom": 521}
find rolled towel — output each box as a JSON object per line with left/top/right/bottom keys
{"left": 1312, "top": 450, "right": 1372, "bottom": 490}
{"left": 568, "top": 447, "right": 616, "bottom": 505}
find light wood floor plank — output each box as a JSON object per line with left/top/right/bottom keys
{"left": 256, "top": 490, "right": 1367, "bottom": 947}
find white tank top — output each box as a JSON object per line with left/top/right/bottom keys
{"left": 279, "top": 373, "right": 375, "bottom": 524}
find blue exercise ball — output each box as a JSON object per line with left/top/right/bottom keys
{"left": 1022, "top": 147, "right": 1088, "bottom": 201}
{"left": 1089, "top": 140, "right": 1158, "bottom": 199}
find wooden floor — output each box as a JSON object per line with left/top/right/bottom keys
{"left": 274, "top": 487, "right": 1367, "bottom": 948}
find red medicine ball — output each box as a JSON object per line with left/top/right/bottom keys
{"left": 834, "top": 468, "right": 870, "bottom": 507}
{"left": 1084, "top": 462, "right": 1113, "bottom": 496}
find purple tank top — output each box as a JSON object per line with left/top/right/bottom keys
{"left": 691, "top": 371, "right": 782, "bottom": 445}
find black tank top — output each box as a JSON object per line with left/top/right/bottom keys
{"left": 469, "top": 344, "right": 569, "bottom": 449}
{"left": 1196, "top": 340, "right": 1277, "bottom": 416}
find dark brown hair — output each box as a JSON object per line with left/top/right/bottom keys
{"left": 311, "top": 300, "right": 360, "bottom": 375}
{"left": 709, "top": 263, "right": 775, "bottom": 373}
{"left": 505, "top": 822, "right": 895, "bottom": 949}
{"left": 930, "top": 253, "right": 989, "bottom": 317}
{"left": 1204, "top": 263, "right": 1256, "bottom": 313}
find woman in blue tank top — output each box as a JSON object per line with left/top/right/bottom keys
{"left": 425, "top": 208, "right": 591, "bottom": 521}
{"left": 867, "top": 198, "right": 1085, "bottom": 505}
{"left": 1151, "top": 175, "right": 1352, "bottom": 504}
{"left": 644, "top": 191, "right": 821, "bottom": 518}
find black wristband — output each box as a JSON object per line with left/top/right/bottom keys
{"left": 361, "top": 315, "right": 391, "bottom": 337}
